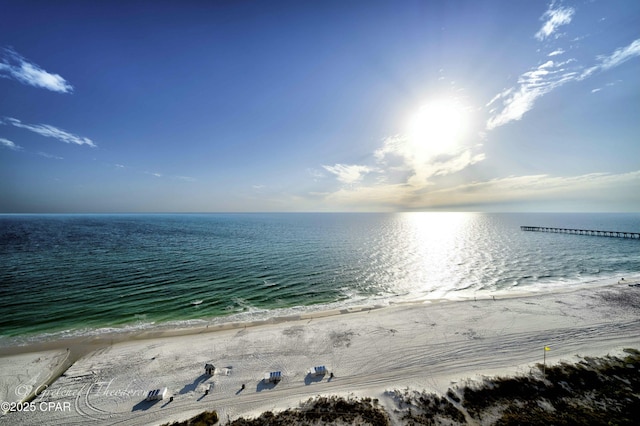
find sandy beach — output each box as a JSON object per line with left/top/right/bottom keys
{"left": 1, "top": 281, "right": 639, "bottom": 425}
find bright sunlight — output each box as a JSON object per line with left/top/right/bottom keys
{"left": 406, "top": 99, "right": 469, "bottom": 158}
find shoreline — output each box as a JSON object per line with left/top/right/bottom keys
{"left": 2, "top": 280, "right": 639, "bottom": 424}
{"left": 1, "top": 273, "right": 633, "bottom": 356}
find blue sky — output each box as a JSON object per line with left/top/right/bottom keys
{"left": 1, "top": 0, "right": 639, "bottom": 212}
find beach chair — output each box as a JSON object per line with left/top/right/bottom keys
{"left": 146, "top": 387, "right": 167, "bottom": 401}
{"left": 264, "top": 371, "right": 282, "bottom": 383}
{"left": 311, "top": 365, "right": 327, "bottom": 377}
{"left": 146, "top": 389, "right": 159, "bottom": 401}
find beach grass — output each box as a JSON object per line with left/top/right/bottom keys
{"left": 398, "top": 348, "right": 640, "bottom": 425}
{"left": 230, "top": 396, "right": 389, "bottom": 425}
{"left": 163, "top": 410, "right": 219, "bottom": 426}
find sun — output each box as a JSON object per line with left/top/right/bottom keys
{"left": 406, "top": 99, "right": 468, "bottom": 158}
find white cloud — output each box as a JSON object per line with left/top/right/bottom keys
{"left": 38, "top": 151, "right": 63, "bottom": 160}
{"left": 320, "top": 95, "right": 487, "bottom": 211}
{"left": 373, "top": 134, "right": 485, "bottom": 188}
{"left": 0, "top": 137, "right": 22, "bottom": 151}
{"left": 486, "top": 59, "right": 578, "bottom": 129}
{"left": 318, "top": 125, "right": 487, "bottom": 211}
{"left": 322, "top": 163, "right": 373, "bottom": 184}
{"left": 3, "top": 117, "right": 96, "bottom": 147}
{"left": 321, "top": 184, "right": 407, "bottom": 211}
{"left": 599, "top": 38, "right": 640, "bottom": 70}
{"left": 306, "top": 168, "right": 326, "bottom": 180}
{"left": 580, "top": 38, "right": 640, "bottom": 80}
{"left": 484, "top": 3, "right": 582, "bottom": 129}
{"left": 320, "top": 170, "right": 640, "bottom": 211}
{"left": 0, "top": 47, "right": 73, "bottom": 93}
{"left": 109, "top": 163, "right": 194, "bottom": 182}
{"left": 487, "top": 37, "right": 640, "bottom": 130}
{"left": 427, "top": 150, "right": 486, "bottom": 178}
{"left": 420, "top": 171, "right": 640, "bottom": 209}
{"left": 315, "top": 112, "right": 638, "bottom": 210}
{"left": 535, "top": 2, "right": 575, "bottom": 41}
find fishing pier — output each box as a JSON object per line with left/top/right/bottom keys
{"left": 521, "top": 226, "right": 640, "bottom": 239}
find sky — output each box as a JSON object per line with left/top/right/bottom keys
{"left": 1, "top": 0, "right": 639, "bottom": 213}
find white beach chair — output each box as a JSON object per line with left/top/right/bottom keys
{"left": 146, "top": 387, "right": 167, "bottom": 401}
{"left": 264, "top": 371, "right": 282, "bottom": 383}
{"left": 146, "top": 389, "right": 159, "bottom": 401}
{"left": 310, "top": 365, "right": 327, "bottom": 377}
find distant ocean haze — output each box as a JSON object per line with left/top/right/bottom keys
{"left": 1, "top": 212, "right": 639, "bottom": 346}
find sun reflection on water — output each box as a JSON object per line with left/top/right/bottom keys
{"left": 380, "top": 212, "right": 477, "bottom": 299}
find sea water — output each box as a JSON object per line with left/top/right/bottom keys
{"left": 1, "top": 212, "right": 639, "bottom": 345}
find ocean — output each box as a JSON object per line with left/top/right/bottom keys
{"left": 1, "top": 212, "right": 639, "bottom": 346}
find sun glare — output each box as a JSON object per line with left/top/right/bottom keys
{"left": 407, "top": 99, "right": 468, "bottom": 157}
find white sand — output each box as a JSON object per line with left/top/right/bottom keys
{"left": 0, "top": 349, "right": 69, "bottom": 406}
{"left": 2, "top": 282, "right": 639, "bottom": 425}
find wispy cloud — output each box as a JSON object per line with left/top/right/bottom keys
{"left": 314, "top": 1, "right": 638, "bottom": 212}
{"left": 0, "top": 137, "right": 22, "bottom": 151}
{"left": 592, "top": 79, "right": 623, "bottom": 94}
{"left": 486, "top": 59, "right": 578, "bottom": 129}
{"left": 109, "top": 162, "right": 195, "bottom": 183}
{"left": 535, "top": 2, "right": 574, "bottom": 41}
{"left": 486, "top": 0, "right": 640, "bottom": 131}
{"left": 307, "top": 168, "right": 326, "bottom": 181}
{"left": 0, "top": 47, "right": 73, "bottom": 93}
{"left": 418, "top": 170, "right": 640, "bottom": 209}
{"left": 322, "top": 164, "right": 373, "bottom": 184}
{"left": 599, "top": 39, "right": 640, "bottom": 70}
{"left": 580, "top": 39, "right": 640, "bottom": 80}
{"left": 37, "top": 151, "right": 63, "bottom": 160}
{"left": 487, "top": 39, "right": 640, "bottom": 130}
{"left": 3, "top": 117, "right": 96, "bottom": 147}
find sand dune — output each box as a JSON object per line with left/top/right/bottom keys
{"left": 2, "top": 282, "right": 639, "bottom": 425}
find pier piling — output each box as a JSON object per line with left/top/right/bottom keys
{"left": 520, "top": 226, "right": 640, "bottom": 239}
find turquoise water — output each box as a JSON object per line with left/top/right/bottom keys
{"left": 1, "top": 212, "right": 639, "bottom": 345}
